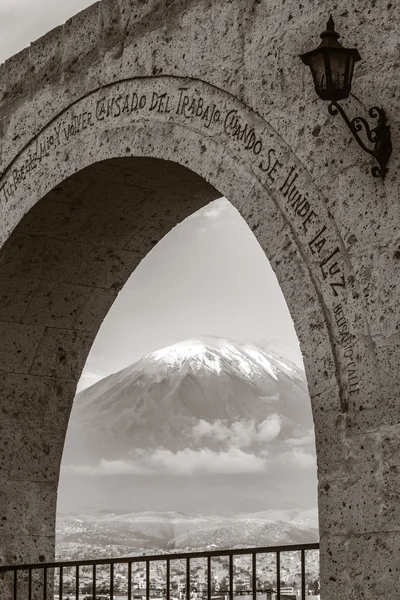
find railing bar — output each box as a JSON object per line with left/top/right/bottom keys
{"left": 301, "top": 549, "right": 306, "bottom": 600}
{"left": 166, "top": 559, "right": 170, "bottom": 600}
{"left": 43, "top": 568, "right": 47, "bottom": 600}
{"left": 186, "top": 557, "right": 190, "bottom": 600}
{"left": 146, "top": 560, "right": 150, "bottom": 600}
{"left": 13, "top": 569, "right": 17, "bottom": 600}
{"left": 128, "top": 562, "right": 132, "bottom": 600}
{"left": 229, "top": 554, "right": 233, "bottom": 600}
{"left": 207, "top": 556, "right": 211, "bottom": 600}
{"left": 93, "top": 564, "right": 96, "bottom": 600}
{"left": 29, "top": 568, "right": 32, "bottom": 600}
{"left": 76, "top": 565, "right": 79, "bottom": 600}
{"left": 59, "top": 566, "right": 63, "bottom": 600}
{"left": 110, "top": 562, "right": 114, "bottom": 600}
{"left": 0, "top": 543, "right": 319, "bottom": 573}
{"left": 276, "top": 552, "right": 280, "bottom": 600}
{"left": 252, "top": 553, "right": 257, "bottom": 600}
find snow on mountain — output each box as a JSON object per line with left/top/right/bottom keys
{"left": 58, "top": 337, "right": 317, "bottom": 528}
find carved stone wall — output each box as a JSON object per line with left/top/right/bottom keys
{"left": 0, "top": 2, "right": 399, "bottom": 599}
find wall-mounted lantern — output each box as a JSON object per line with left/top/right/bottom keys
{"left": 300, "top": 16, "right": 392, "bottom": 178}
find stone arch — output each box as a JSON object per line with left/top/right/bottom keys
{"left": 0, "top": 76, "right": 376, "bottom": 597}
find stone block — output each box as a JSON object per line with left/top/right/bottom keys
{"left": 319, "top": 534, "right": 349, "bottom": 600}
{"left": 42, "top": 378, "right": 76, "bottom": 432}
{"left": 0, "top": 372, "right": 75, "bottom": 433}
{"left": 61, "top": 3, "right": 101, "bottom": 77}
{"left": 311, "top": 386, "right": 342, "bottom": 416}
{"left": 347, "top": 532, "right": 400, "bottom": 599}
{"left": 22, "top": 281, "right": 93, "bottom": 329}
{"left": 69, "top": 244, "right": 139, "bottom": 289}
{"left": 314, "top": 410, "right": 347, "bottom": 481}
{"left": 319, "top": 472, "right": 381, "bottom": 535}
{"left": 372, "top": 335, "right": 400, "bottom": 410}
{"left": 73, "top": 287, "right": 117, "bottom": 333}
{"left": 319, "top": 432, "right": 382, "bottom": 534}
{"left": 238, "top": 184, "right": 290, "bottom": 258}
{"left": 338, "top": 166, "right": 391, "bottom": 254}
{"left": 292, "top": 308, "right": 338, "bottom": 398}
{"left": 0, "top": 274, "right": 39, "bottom": 323}
{"left": 99, "top": 0, "right": 124, "bottom": 54}
{"left": 0, "top": 47, "right": 31, "bottom": 104}
{"left": 0, "top": 373, "right": 48, "bottom": 429}
{"left": 0, "top": 321, "right": 45, "bottom": 374}
{"left": 8, "top": 427, "right": 64, "bottom": 483}
{"left": 29, "top": 25, "right": 63, "bottom": 86}
{"left": 18, "top": 197, "right": 95, "bottom": 240}
{"left": 0, "top": 532, "right": 54, "bottom": 566}
{"left": 0, "top": 427, "right": 15, "bottom": 478}
{"left": 0, "top": 480, "right": 57, "bottom": 537}
{"left": 29, "top": 327, "right": 93, "bottom": 380}
{"left": 270, "top": 241, "right": 320, "bottom": 322}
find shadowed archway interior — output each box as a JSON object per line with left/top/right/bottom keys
{"left": 0, "top": 157, "right": 220, "bottom": 565}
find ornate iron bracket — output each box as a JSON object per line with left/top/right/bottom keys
{"left": 328, "top": 101, "right": 392, "bottom": 178}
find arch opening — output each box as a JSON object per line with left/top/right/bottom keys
{"left": 56, "top": 190, "right": 318, "bottom": 564}
{"left": 0, "top": 155, "right": 327, "bottom": 567}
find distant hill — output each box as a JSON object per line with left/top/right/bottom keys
{"left": 57, "top": 509, "right": 318, "bottom": 551}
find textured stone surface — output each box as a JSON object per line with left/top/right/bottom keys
{"left": 0, "top": 1, "right": 399, "bottom": 599}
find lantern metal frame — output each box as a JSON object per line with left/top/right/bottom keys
{"left": 300, "top": 16, "right": 392, "bottom": 179}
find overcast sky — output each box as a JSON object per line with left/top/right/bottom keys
{"left": 0, "top": 1, "right": 304, "bottom": 392}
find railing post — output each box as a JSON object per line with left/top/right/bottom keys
{"left": 28, "top": 568, "right": 32, "bottom": 600}
{"left": 166, "top": 559, "right": 170, "bottom": 600}
{"left": 146, "top": 559, "right": 150, "bottom": 600}
{"left": 276, "top": 552, "right": 280, "bottom": 600}
{"left": 59, "top": 566, "right": 63, "bottom": 600}
{"left": 207, "top": 555, "right": 211, "bottom": 600}
{"left": 229, "top": 554, "right": 233, "bottom": 600}
{"left": 13, "top": 570, "right": 17, "bottom": 600}
{"left": 301, "top": 549, "right": 306, "bottom": 600}
{"left": 186, "top": 557, "right": 191, "bottom": 600}
{"left": 110, "top": 562, "right": 114, "bottom": 600}
{"left": 252, "top": 553, "right": 257, "bottom": 600}
{"left": 92, "top": 564, "right": 96, "bottom": 600}
{"left": 75, "top": 565, "right": 79, "bottom": 600}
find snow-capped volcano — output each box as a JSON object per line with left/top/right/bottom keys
{"left": 59, "top": 337, "right": 317, "bottom": 519}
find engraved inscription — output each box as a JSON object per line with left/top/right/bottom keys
{"left": 333, "top": 303, "right": 359, "bottom": 394}
{"left": 0, "top": 77, "right": 359, "bottom": 396}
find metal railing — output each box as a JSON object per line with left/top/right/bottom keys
{"left": 0, "top": 543, "right": 319, "bottom": 600}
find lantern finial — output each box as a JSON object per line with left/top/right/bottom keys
{"left": 320, "top": 15, "right": 340, "bottom": 44}
{"left": 326, "top": 15, "right": 335, "bottom": 31}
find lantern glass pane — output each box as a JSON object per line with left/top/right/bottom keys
{"left": 347, "top": 56, "right": 356, "bottom": 89}
{"left": 308, "top": 53, "right": 327, "bottom": 95}
{"left": 328, "top": 49, "right": 349, "bottom": 94}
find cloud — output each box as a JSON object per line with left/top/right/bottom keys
{"left": 285, "top": 433, "right": 315, "bottom": 448}
{"left": 192, "top": 416, "right": 281, "bottom": 448}
{"left": 187, "top": 198, "right": 230, "bottom": 222}
{"left": 186, "top": 198, "right": 239, "bottom": 234}
{"left": 279, "top": 448, "right": 316, "bottom": 469}
{"left": 63, "top": 445, "right": 316, "bottom": 479}
{"left": 64, "top": 447, "right": 267, "bottom": 476}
